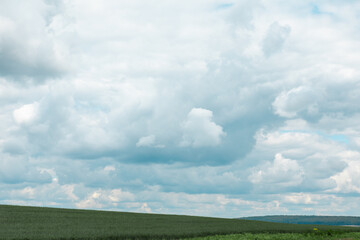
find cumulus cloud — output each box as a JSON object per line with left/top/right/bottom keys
{"left": 0, "top": 0, "right": 68, "bottom": 81}
{"left": 284, "top": 193, "right": 316, "bottom": 205}
{"left": 262, "top": 22, "right": 291, "bottom": 57}
{"left": 331, "top": 151, "right": 360, "bottom": 194}
{"left": 249, "top": 153, "right": 304, "bottom": 188}
{"left": 181, "top": 108, "right": 225, "bottom": 147}
{"left": 136, "top": 135, "right": 156, "bottom": 147}
{"left": 139, "top": 203, "right": 152, "bottom": 213}
{"left": 136, "top": 135, "right": 164, "bottom": 148}
{"left": 1, "top": 0, "right": 360, "bottom": 217}
{"left": 246, "top": 129, "right": 349, "bottom": 194}
{"left": 0, "top": 153, "right": 51, "bottom": 184}
{"left": 76, "top": 189, "right": 134, "bottom": 209}
{"left": 13, "top": 102, "right": 39, "bottom": 125}
{"left": 272, "top": 87, "right": 319, "bottom": 118}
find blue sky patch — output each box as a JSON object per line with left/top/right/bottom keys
{"left": 216, "top": 3, "right": 234, "bottom": 10}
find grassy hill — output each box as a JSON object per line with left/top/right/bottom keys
{"left": 241, "top": 215, "right": 360, "bottom": 226}
{"left": 0, "top": 205, "right": 359, "bottom": 240}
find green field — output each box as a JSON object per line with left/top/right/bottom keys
{"left": 189, "top": 232, "right": 360, "bottom": 240}
{"left": 0, "top": 205, "right": 359, "bottom": 240}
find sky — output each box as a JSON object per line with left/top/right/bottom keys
{"left": 1, "top": 0, "right": 360, "bottom": 218}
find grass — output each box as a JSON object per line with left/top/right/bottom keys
{"left": 188, "top": 232, "right": 360, "bottom": 240}
{"left": 0, "top": 204, "right": 359, "bottom": 240}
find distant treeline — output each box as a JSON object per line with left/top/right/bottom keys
{"left": 240, "top": 215, "right": 360, "bottom": 226}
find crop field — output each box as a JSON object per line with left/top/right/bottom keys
{"left": 1, "top": 204, "right": 359, "bottom": 240}
{"left": 189, "top": 232, "right": 360, "bottom": 240}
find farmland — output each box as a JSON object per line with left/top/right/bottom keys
{"left": 189, "top": 232, "right": 360, "bottom": 240}
{"left": 0, "top": 204, "right": 359, "bottom": 240}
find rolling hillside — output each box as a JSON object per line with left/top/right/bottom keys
{"left": 241, "top": 215, "right": 360, "bottom": 226}
{"left": 1, "top": 205, "right": 359, "bottom": 240}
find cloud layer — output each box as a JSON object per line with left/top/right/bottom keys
{"left": 1, "top": 0, "right": 360, "bottom": 217}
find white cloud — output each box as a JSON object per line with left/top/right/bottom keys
{"left": 0, "top": 153, "right": 51, "bottom": 184}
{"left": 18, "top": 187, "right": 36, "bottom": 199}
{"left": 0, "top": 0, "right": 68, "bottom": 81}
{"left": 245, "top": 129, "right": 351, "bottom": 194}
{"left": 181, "top": 108, "right": 225, "bottom": 147}
{"left": 13, "top": 102, "right": 39, "bottom": 125}
{"left": 61, "top": 184, "right": 79, "bottom": 201}
{"left": 331, "top": 151, "right": 360, "bottom": 194}
{"left": 283, "top": 193, "right": 316, "bottom": 204}
{"left": 262, "top": 22, "right": 291, "bottom": 57}
{"left": 104, "top": 165, "right": 116, "bottom": 172}
{"left": 1, "top": 0, "right": 360, "bottom": 217}
{"left": 75, "top": 188, "right": 135, "bottom": 209}
{"left": 136, "top": 135, "right": 156, "bottom": 147}
{"left": 272, "top": 87, "right": 319, "bottom": 118}
{"left": 249, "top": 153, "right": 304, "bottom": 187}
{"left": 139, "top": 203, "right": 152, "bottom": 213}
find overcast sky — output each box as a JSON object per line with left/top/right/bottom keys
{"left": 1, "top": 0, "right": 360, "bottom": 218}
